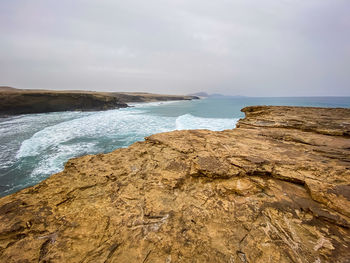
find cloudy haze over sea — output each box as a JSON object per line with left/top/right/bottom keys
{"left": 1, "top": 0, "right": 349, "bottom": 96}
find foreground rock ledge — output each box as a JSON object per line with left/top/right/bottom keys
{"left": 1, "top": 106, "right": 350, "bottom": 262}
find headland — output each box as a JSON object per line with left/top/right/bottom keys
{"left": 0, "top": 87, "right": 198, "bottom": 116}
{"left": 0, "top": 106, "right": 349, "bottom": 262}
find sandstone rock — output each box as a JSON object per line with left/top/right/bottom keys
{"left": 0, "top": 106, "right": 349, "bottom": 262}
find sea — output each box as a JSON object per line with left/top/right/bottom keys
{"left": 1, "top": 96, "right": 350, "bottom": 197}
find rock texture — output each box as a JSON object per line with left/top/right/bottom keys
{"left": 0, "top": 106, "right": 350, "bottom": 262}
{"left": 0, "top": 87, "right": 198, "bottom": 116}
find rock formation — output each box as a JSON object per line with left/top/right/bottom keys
{"left": 0, "top": 106, "right": 349, "bottom": 262}
{"left": 0, "top": 91, "right": 128, "bottom": 115}
{"left": 0, "top": 87, "right": 198, "bottom": 116}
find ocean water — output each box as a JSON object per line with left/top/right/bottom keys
{"left": 0, "top": 96, "right": 349, "bottom": 197}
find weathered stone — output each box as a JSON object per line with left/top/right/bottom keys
{"left": 0, "top": 106, "right": 349, "bottom": 262}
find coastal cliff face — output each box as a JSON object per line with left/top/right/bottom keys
{"left": 0, "top": 87, "right": 198, "bottom": 116}
{"left": 110, "top": 92, "right": 198, "bottom": 103}
{"left": 0, "top": 92, "right": 128, "bottom": 115}
{"left": 0, "top": 106, "right": 349, "bottom": 262}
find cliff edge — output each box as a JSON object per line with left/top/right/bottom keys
{"left": 0, "top": 106, "right": 349, "bottom": 262}
{"left": 0, "top": 87, "right": 198, "bottom": 116}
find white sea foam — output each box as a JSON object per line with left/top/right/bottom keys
{"left": 128, "top": 100, "right": 183, "bottom": 108}
{"left": 30, "top": 142, "right": 98, "bottom": 178}
{"left": 14, "top": 107, "right": 236, "bottom": 181}
{"left": 16, "top": 108, "right": 174, "bottom": 158}
{"left": 0, "top": 111, "right": 86, "bottom": 135}
{"left": 15, "top": 108, "right": 176, "bottom": 179}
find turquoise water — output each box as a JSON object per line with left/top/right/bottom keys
{"left": 0, "top": 96, "right": 349, "bottom": 197}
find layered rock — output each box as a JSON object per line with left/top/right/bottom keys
{"left": 0, "top": 106, "right": 349, "bottom": 262}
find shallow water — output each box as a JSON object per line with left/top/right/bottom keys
{"left": 1, "top": 96, "right": 349, "bottom": 196}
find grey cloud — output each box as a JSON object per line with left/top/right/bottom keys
{"left": 0, "top": 0, "right": 349, "bottom": 96}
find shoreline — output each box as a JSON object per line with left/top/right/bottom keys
{"left": 0, "top": 87, "right": 199, "bottom": 116}
{"left": 0, "top": 105, "right": 349, "bottom": 261}
{"left": 0, "top": 100, "right": 192, "bottom": 120}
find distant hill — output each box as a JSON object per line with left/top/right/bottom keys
{"left": 189, "top": 92, "right": 209, "bottom": 97}
{"left": 0, "top": 86, "right": 19, "bottom": 92}
{"left": 189, "top": 91, "right": 246, "bottom": 98}
{"left": 0, "top": 87, "right": 199, "bottom": 116}
{"left": 209, "top": 93, "right": 226, "bottom": 98}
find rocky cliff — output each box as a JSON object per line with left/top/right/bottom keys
{"left": 0, "top": 106, "right": 349, "bottom": 262}
{"left": 0, "top": 87, "right": 198, "bottom": 116}
{"left": 110, "top": 92, "right": 198, "bottom": 103}
{"left": 0, "top": 91, "right": 128, "bottom": 115}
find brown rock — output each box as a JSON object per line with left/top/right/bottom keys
{"left": 0, "top": 106, "right": 350, "bottom": 262}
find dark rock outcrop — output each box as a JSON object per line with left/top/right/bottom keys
{"left": 0, "top": 91, "right": 128, "bottom": 115}
{"left": 0, "top": 87, "right": 199, "bottom": 116}
{"left": 0, "top": 106, "right": 349, "bottom": 262}
{"left": 111, "top": 92, "right": 198, "bottom": 103}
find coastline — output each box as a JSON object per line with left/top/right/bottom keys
{"left": 127, "top": 99, "right": 189, "bottom": 108}
{"left": 0, "top": 87, "right": 199, "bottom": 116}
{"left": 0, "top": 105, "right": 349, "bottom": 262}
{"left": 0, "top": 99, "right": 234, "bottom": 198}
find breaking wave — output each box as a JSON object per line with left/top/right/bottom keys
{"left": 1, "top": 101, "right": 237, "bottom": 196}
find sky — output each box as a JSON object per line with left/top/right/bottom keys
{"left": 0, "top": 0, "right": 349, "bottom": 96}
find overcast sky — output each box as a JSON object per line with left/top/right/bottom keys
{"left": 1, "top": 0, "right": 349, "bottom": 96}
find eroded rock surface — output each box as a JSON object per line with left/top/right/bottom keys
{"left": 0, "top": 106, "right": 349, "bottom": 262}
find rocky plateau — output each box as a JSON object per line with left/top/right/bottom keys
{"left": 0, "top": 106, "right": 349, "bottom": 262}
